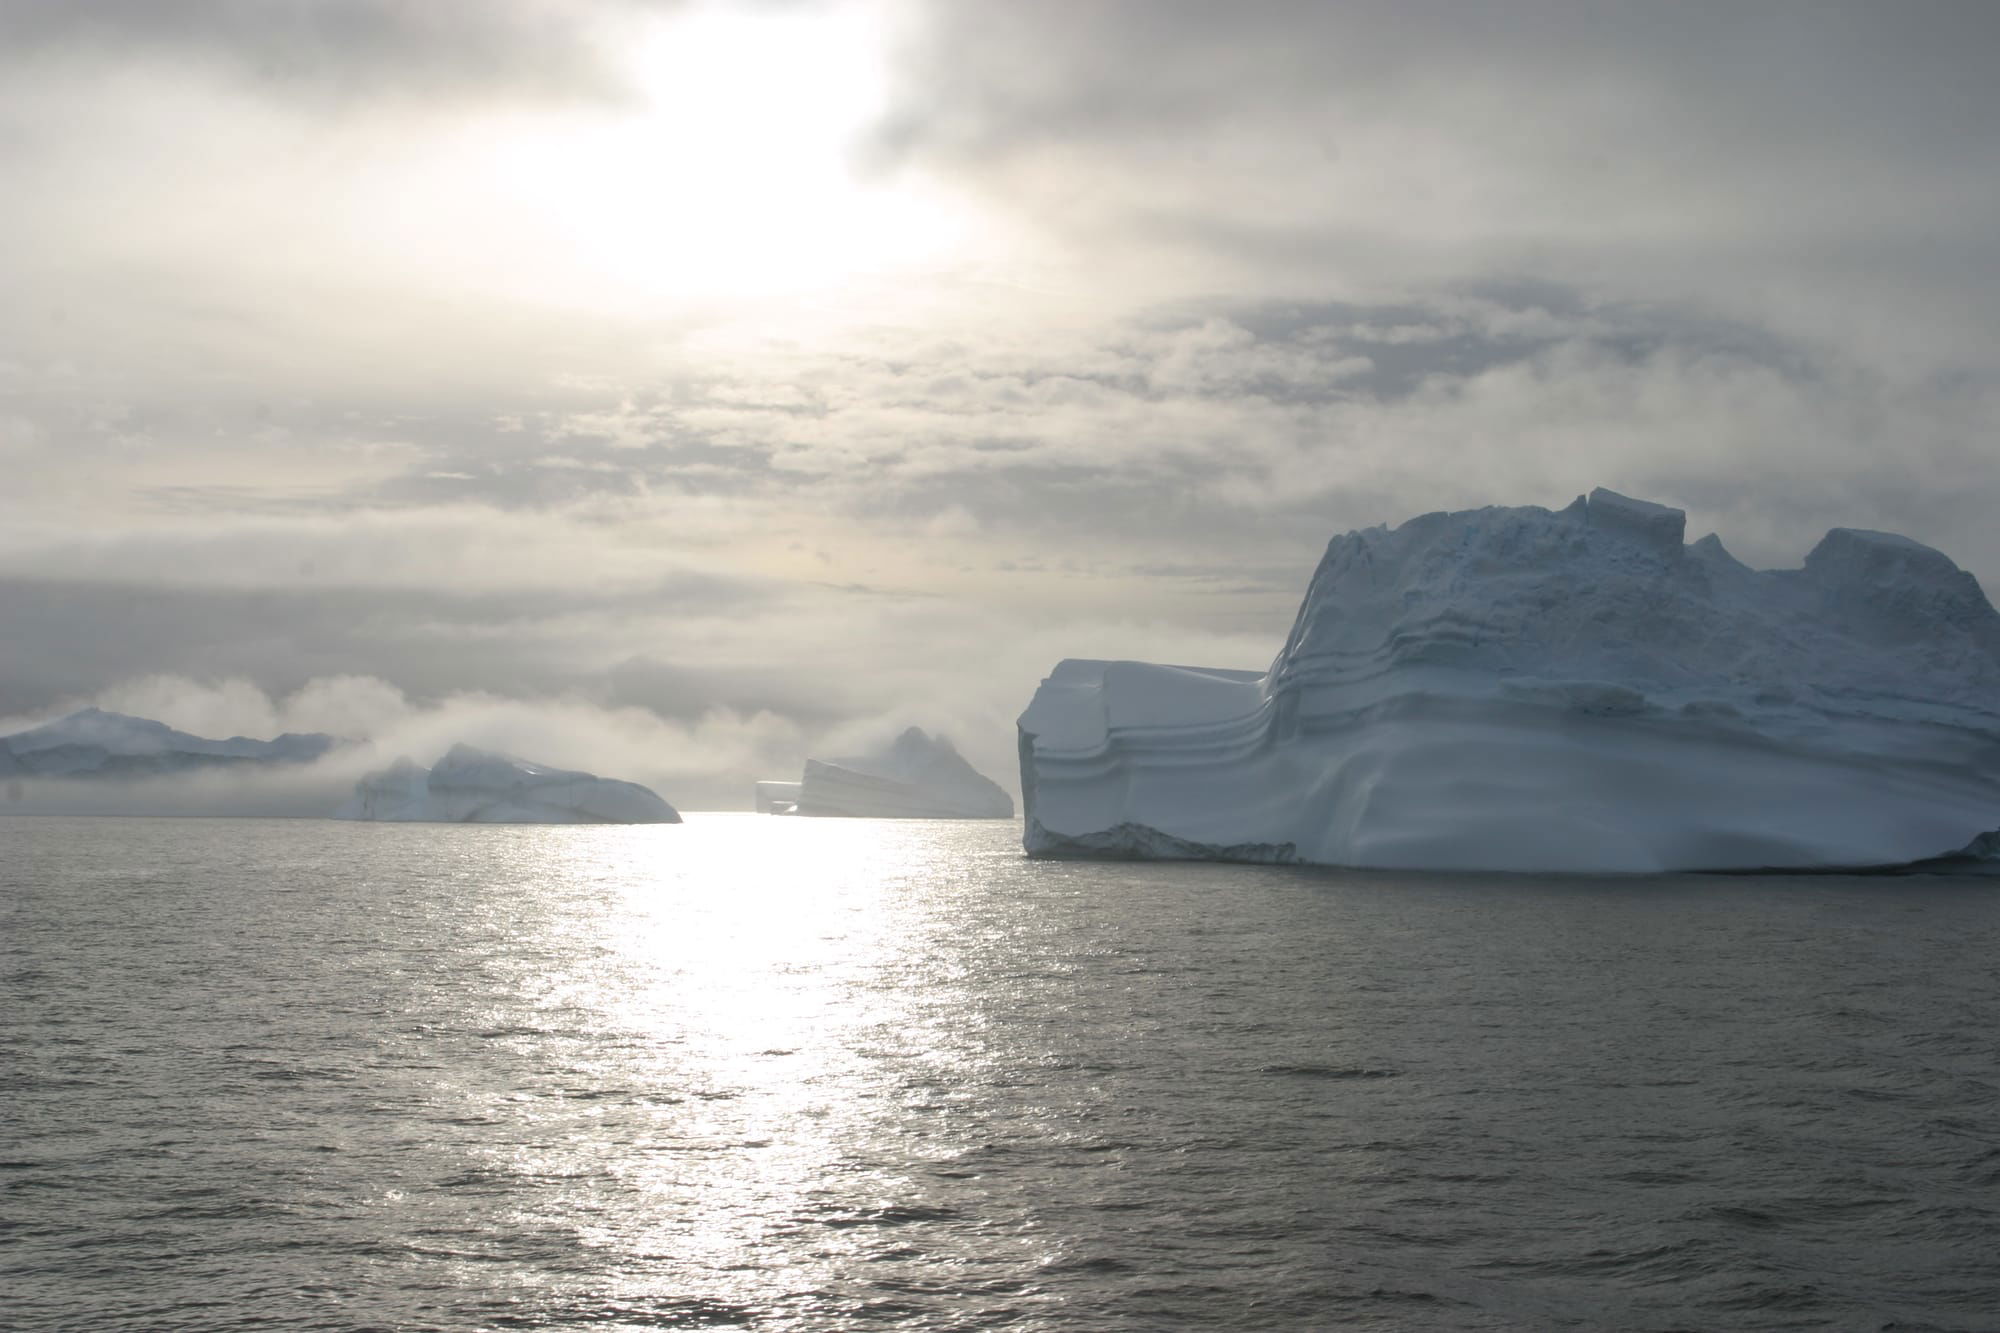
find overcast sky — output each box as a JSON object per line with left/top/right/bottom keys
{"left": 4, "top": 0, "right": 1998, "bottom": 807}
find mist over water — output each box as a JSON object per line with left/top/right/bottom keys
{"left": 5, "top": 815, "right": 1999, "bottom": 1330}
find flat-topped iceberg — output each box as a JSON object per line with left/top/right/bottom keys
{"left": 336, "top": 744, "right": 680, "bottom": 824}
{"left": 1017, "top": 489, "right": 2000, "bottom": 873}
{"left": 796, "top": 726, "right": 1014, "bottom": 819}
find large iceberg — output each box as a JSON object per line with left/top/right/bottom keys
{"left": 1017, "top": 489, "right": 2000, "bottom": 873}
{"left": 795, "top": 727, "right": 1014, "bottom": 819}
{"left": 0, "top": 708, "right": 336, "bottom": 778}
{"left": 336, "top": 744, "right": 680, "bottom": 824}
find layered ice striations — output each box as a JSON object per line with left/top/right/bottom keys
{"left": 336, "top": 744, "right": 679, "bottom": 824}
{"left": 795, "top": 727, "right": 1014, "bottom": 819}
{"left": 1018, "top": 488, "right": 2000, "bottom": 873}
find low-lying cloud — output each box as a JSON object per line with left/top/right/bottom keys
{"left": 2, "top": 673, "right": 804, "bottom": 816}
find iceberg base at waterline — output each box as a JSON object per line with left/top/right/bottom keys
{"left": 1017, "top": 490, "right": 2000, "bottom": 874}
{"left": 335, "top": 745, "right": 680, "bottom": 824}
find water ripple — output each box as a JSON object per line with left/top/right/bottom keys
{"left": 4, "top": 814, "right": 2000, "bottom": 1331}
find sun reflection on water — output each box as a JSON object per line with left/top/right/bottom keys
{"left": 447, "top": 814, "right": 1020, "bottom": 1320}
{"left": 17, "top": 816, "right": 2000, "bottom": 1329}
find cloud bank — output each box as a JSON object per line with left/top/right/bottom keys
{"left": 3, "top": 2, "right": 1996, "bottom": 810}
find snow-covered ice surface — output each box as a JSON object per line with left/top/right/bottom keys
{"left": 1018, "top": 489, "right": 2000, "bottom": 873}
{"left": 0, "top": 708, "right": 335, "bottom": 778}
{"left": 335, "top": 745, "right": 679, "bottom": 824}
{"left": 797, "top": 727, "right": 1014, "bottom": 819}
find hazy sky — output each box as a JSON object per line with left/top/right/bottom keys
{"left": 5, "top": 0, "right": 1998, "bottom": 806}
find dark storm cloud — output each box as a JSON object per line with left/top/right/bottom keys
{"left": 0, "top": 0, "right": 678, "bottom": 103}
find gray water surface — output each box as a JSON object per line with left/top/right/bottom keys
{"left": 4, "top": 814, "right": 1998, "bottom": 1330}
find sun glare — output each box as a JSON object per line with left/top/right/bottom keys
{"left": 485, "top": 2, "right": 962, "bottom": 311}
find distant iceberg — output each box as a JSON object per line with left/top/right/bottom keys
{"left": 336, "top": 744, "right": 680, "bottom": 824}
{"left": 1017, "top": 489, "right": 2000, "bottom": 873}
{"left": 753, "top": 779, "right": 802, "bottom": 814}
{"left": 795, "top": 727, "right": 1014, "bottom": 819}
{"left": 0, "top": 707, "right": 336, "bottom": 778}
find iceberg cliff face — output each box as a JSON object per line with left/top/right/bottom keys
{"left": 335, "top": 744, "right": 680, "bottom": 824}
{"left": 796, "top": 727, "right": 1014, "bottom": 819}
{"left": 1018, "top": 489, "right": 2000, "bottom": 873}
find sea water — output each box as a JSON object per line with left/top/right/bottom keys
{"left": 5, "top": 814, "right": 1998, "bottom": 1330}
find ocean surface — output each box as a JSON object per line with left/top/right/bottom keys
{"left": 5, "top": 814, "right": 2000, "bottom": 1331}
